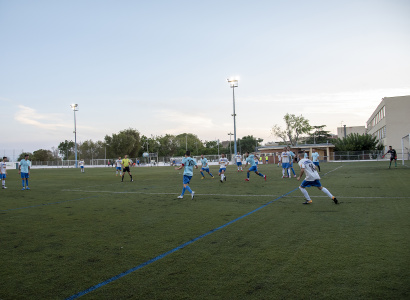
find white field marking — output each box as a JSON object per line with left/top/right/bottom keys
{"left": 61, "top": 190, "right": 410, "bottom": 199}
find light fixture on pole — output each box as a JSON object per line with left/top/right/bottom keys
{"left": 70, "top": 104, "right": 79, "bottom": 168}
{"left": 228, "top": 132, "right": 233, "bottom": 159}
{"left": 227, "top": 78, "right": 239, "bottom": 156}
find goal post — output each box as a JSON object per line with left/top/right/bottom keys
{"left": 401, "top": 133, "right": 410, "bottom": 166}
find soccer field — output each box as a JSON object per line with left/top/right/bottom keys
{"left": 1, "top": 162, "right": 409, "bottom": 299}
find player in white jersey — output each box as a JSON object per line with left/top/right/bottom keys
{"left": 277, "top": 152, "right": 281, "bottom": 167}
{"left": 218, "top": 153, "right": 229, "bottom": 183}
{"left": 79, "top": 159, "right": 85, "bottom": 173}
{"left": 297, "top": 152, "right": 338, "bottom": 205}
{"left": 0, "top": 157, "right": 7, "bottom": 189}
{"left": 115, "top": 157, "right": 123, "bottom": 176}
{"left": 199, "top": 154, "right": 214, "bottom": 179}
{"left": 235, "top": 152, "right": 243, "bottom": 172}
{"left": 281, "top": 147, "right": 291, "bottom": 178}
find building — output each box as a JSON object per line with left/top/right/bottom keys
{"left": 366, "top": 95, "right": 410, "bottom": 157}
{"left": 337, "top": 126, "right": 366, "bottom": 138}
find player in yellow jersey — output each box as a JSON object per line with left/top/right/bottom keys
{"left": 121, "top": 155, "right": 133, "bottom": 182}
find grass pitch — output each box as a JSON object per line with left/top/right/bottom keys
{"left": 1, "top": 162, "right": 409, "bottom": 299}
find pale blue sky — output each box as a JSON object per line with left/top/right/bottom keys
{"left": 1, "top": 0, "right": 410, "bottom": 155}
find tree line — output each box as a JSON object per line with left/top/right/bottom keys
{"left": 17, "top": 129, "right": 264, "bottom": 161}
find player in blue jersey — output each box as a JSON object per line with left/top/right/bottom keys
{"left": 218, "top": 153, "right": 229, "bottom": 182}
{"left": 244, "top": 152, "right": 266, "bottom": 182}
{"left": 175, "top": 150, "right": 198, "bottom": 199}
{"left": 287, "top": 146, "right": 297, "bottom": 177}
{"left": 235, "top": 152, "right": 243, "bottom": 172}
{"left": 311, "top": 148, "right": 320, "bottom": 172}
{"left": 19, "top": 154, "right": 31, "bottom": 190}
{"left": 199, "top": 154, "right": 214, "bottom": 179}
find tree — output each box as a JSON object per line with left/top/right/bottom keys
{"left": 238, "top": 135, "right": 263, "bottom": 153}
{"left": 174, "top": 133, "right": 204, "bottom": 156}
{"left": 305, "top": 125, "right": 333, "bottom": 144}
{"left": 17, "top": 152, "right": 33, "bottom": 161}
{"left": 32, "top": 149, "right": 55, "bottom": 161}
{"left": 105, "top": 128, "right": 141, "bottom": 158}
{"left": 58, "top": 140, "right": 75, "bottom": 160}
{"left": 272, "top": 113, "right": 312, "bottom": 146}
{"left": 333, "top": 133, "right": 384, "bottom": 151}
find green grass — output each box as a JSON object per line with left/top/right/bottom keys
{"left": 1, "top": 162, "right": 409, "bottom": 299}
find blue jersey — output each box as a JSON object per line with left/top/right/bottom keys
{"left": 201, "top": 158, "right": 209, "bottom": 168}
{"left": 312, "top": 152, "right": 319, "bottom": 162}
{"left": 246, "top": 155, "right": 256, "bottom": 167}
{"left": 19, "top": 159, "right": 31, "bottom": 173}
{"left": 182, "top": 157, "right": 197, "bottom": 176}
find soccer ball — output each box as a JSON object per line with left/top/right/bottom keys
{"left": 143, "top": 152, "right": 149, "bottom": 158}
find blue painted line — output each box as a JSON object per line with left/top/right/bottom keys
{"left": 1, "top": 196, "right": 99, "bottom": 212}
{"left": 65, "top": 187, "right": 299, "bottom": 300}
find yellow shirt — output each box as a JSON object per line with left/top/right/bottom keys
{"left": 122, "top": 158, "right": 131, "bottom": 167}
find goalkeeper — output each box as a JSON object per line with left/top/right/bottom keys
{"left": 382, "top": 146, "right": 397, "bottom": 168}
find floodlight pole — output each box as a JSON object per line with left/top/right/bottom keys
{"left": 227, "top": 78, "right": 238, "bottom": 156}
{"left": 70, "top": 104, "right": 79, "bottom": 168}
{"left": 228, "top": 132, "right": 233, "bottom": 159}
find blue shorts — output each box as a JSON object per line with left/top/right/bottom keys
{"left": 300, "top": 179, "right": 322, "bottom": 188}
{"left": 116, "top": 167, "right": 121, "bottom": 170}
{"left": 183, "top": 175, "right": 192, "bottom": 184}
{"left": 289, "top": 161, "right": 294, "bottom": 167}
{"left": 21, "top": 172, "right": 29, "bottom": 179}
{"left": 249, "top": 166, "right": 258, "bottom": 172}
{"left": 81, "top": 166, "right": 84, "bottom": 169}
{"left": 0, "top": 174, "right": 6, "bottom": 179}
{"left": 219, "top": 168, "right": 226, "bottom": 173}
{"left": 313, "top": 162, "right": 320, "bottom": 166}
{"left": 236, "top": 162, "right": 242, "bottom": 166}
{"left": 201, "top": 167, "right": 209, "bottom": 172}
{"left": 282, "top": 163, "right": 289, "bottom": 169}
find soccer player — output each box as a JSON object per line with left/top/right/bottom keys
{"left": 287, "top": 146, "right": 297, "bottom": 177}
{"left": 265, "top": 155, "right": 269, "bottom": 164}
{"left": 1, "top": 157, "right": 7, "bottom": 189}
{"left": 297, "top": 152, "right": 338, "bottom": 205}
{"left": 115, "top": 157, "right": 122, "bottom": 176}
{"left": 383, "top": 146, "right": 397, "bottom": 168}
{"left": 79, "top": 159, "right": 85, "bottom": 173}
{"left": 244, "top": 152, "right": 266, "bottom": 181}
{"left": 304, "top": 151, "right": 308, "bottom": 159}
{"left": 218, "top": 153, "right": 229, "bottom": 183}
{"left": 277, "top": 152, "right": 281, "bottom": 167}
{"left": 281, "top": 147, "right": 291, "bottom": 178}
{"left": 19, "top": 154, "right": 31, "bottom": 190}
{"left": 200, "top": 154, "right": 214, "bottom": 179}
{"left": 235, "top": 152, "right": 243, "bottom": 172}
{"left": 121, "top": 155, "right": 133, "bottom": 182}
{"left": 175, "top": 150, "right": 198, "bottom": 199}
{"left": 311, "top": 148, "right": 320, "bottom": 172}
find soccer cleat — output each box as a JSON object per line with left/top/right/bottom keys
{"left": 264, "top": 175, "right": 267, "bottom": 181}
{"left": 294, "top": 175, "right": 297, "bottom": 178}
{"left": 2, "top": 186, "right": 7, "bottom": 189}
{"left": 220, "top": 179, "right": 223, "bottom": 183}
{"left": 224, "top": 176, "right": 226, "bottom": 181}
{"left": 26, "top": 187, "right": 30, "bottom": 190}
{"left": 21, "top": 187, "right": 25, "bottom": 190}
{"left": 177, "top": 195, "right": 183, "bottom": 199}
{"left": 211, "top": 176, "right": 214, "bottom": 179}
{"left": 332, "top": 197, "right": 338, "bottom": 204}
{"left": 303, "top": 200, "right": 312, "bottom": 204}
{"left": 245, "top": 178, "right": 249, "bottom": 181}
{"left": 201, "top": 177, "right": 205, "bottom": 180}
{"left": 191, "top": 191, "right": 195, "bottom": 200}
{"left": 131, "top": 179, "right": 134, "bottom": 182}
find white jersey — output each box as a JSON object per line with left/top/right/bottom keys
{"left": 0, "top": 162, "right": 6, "bottom": 173}
{"left": 281, "top": 151, "right": 290, "bottom": 163}
{"left": 79, "top": 161, "right": 84, "bottom": 167}
{"left": 219, "top": 157, "right": 229, "bottom": 169}
{"left": 235, "top": 154, "right": 242, "bottom": 163}
{"left": 298, "top": 158, "right": 320, "bottom": 181}
{"left": 116, "top": 159, "right": 122, "bottom": 167}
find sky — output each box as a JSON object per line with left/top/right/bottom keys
{"left": 1, "top": 0, "right": 410, "bottom": 157}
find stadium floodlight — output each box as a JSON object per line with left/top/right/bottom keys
{"left": 70, "top": 104, "right": 79, "bottom": 168}
{"left": 227, "top": 78, "right": 239, "bottom": 155}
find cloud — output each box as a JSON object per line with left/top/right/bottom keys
{"left": 14, "top": 105, "right": 69, "bottom": 130}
